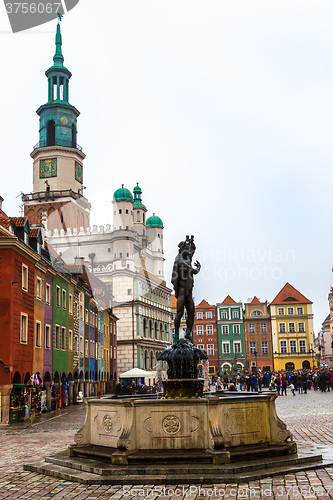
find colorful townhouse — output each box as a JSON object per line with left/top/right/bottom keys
{"left": 270, "top": 283, "right": 315, "bottom": 371}
{"left": 216, "top": 296, "right": 245, "bottom": 374}
{"left": 0, "top": 205, "right": 118, "bottom": 424}
{"left": 243, "top": 297, "right": 274, "bottom": 373}
{"left": 193, "top": 300, "right": 219, "bottom": 377}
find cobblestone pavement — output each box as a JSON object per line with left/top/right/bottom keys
{"left": 1, "top": 391, "right": 333, "bottom": 499}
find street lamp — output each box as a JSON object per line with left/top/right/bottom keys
{"left": 253, "top": 350, "right": 258, "bottom": 374}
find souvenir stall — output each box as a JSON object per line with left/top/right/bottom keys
{"left": 9, "top": 384, "right": 29, "bottom": 423}
{"left": 60, "top": 377, "right": 69, "bottom": 408}
{"left": 30, "top": 373, "right": 43, "bottom": 419}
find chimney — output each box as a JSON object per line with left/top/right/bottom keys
{"left": 0, "top": 196, "right": 3, "bottom": 211}
{"left": 74, "top": 256, "right": 85, "bottom": 271}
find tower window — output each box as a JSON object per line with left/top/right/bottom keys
{"left": 59, "top": 77, "right": 64, "bottom": 100}
{"left": 119, "top": 210, "right": 122, "bottom": 214}
{"left": 126, "top": 209, "right": 129, "bottom": 214}
{"left": 47, "top": 120, "right": 55, "bottom": 146}
{"left": 72, "top": 123, "right": 76, "bottom": 148}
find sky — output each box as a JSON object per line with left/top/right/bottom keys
{"left": 1, "top": 0, "right": 333, "bottom": 334}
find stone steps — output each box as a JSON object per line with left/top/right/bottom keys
{"left": 23, "top": 443, "right": 333, "bottom": 484}
{"left": 24, "top": 459, "right": 333, "bottom": 485}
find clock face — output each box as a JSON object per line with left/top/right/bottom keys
{"left": 61, "top": 116, "right": 68, "bottom": 125}
{"left": 39, "top": 158, "right": 57, "bottom": 178}
{"left": 75, "top": 161, "right": 83, "bottom": 183}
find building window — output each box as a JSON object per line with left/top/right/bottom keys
{"left": 251, "top": 310, "right": 262, "bottom": 316}
{"left": 85, "top": 309, "right": 89, "bottom": 324}
{"left": 249, "top": 323, "right": 255, "bottom": 333}
{"left": 290, "top": 340, "right": 297, "bottom": 353}
{"left": 69, "top": 294, "right": 73, "bottom": 314}
{"left": 232, "top": 310, "right": 239, "bottom": 319}
{"left": 197, "top": 325, "right": 203, "bottom": 335}
{"left": 279, "top": 323, "right": 286, "bottom": 333}
{"left": 299, "top": 340, "right": 306, "bottom": 353}
{"left": 221, "top": 311, "right": 227, "bottom": 319}
{"left": 68, "top": 330, "right": 73, "bottom": 351}
{"left": 262, "top": 341, "right": 268, "bottom": 354}
{"left": 20, "top": 314, "right": 28, "bottom": 343}
{"left": 280, "top": 341, "right": 287, "bottom": 353}
{"left": 206, "top": 311, "right": 212, "bottom": 319}
{"left": 222, "top": 342, "right": 230, "bottom": 354}
{"left": 45, "top": 324, "right": 51, "bottom": 349}
{"left": 74, "top": 335, "right": 78, "bottom": 354}
{"left": 61, "top": 327, "right": 66, "bottom": 350}
{"left": 298, "top": 322, "right": 305, "bottom": 332}
{"left": 261, "top": 323, "right": 267, "bottom": 333}
{"left": 233, "top": 324, "right": 240, "bottom": 334}
{"left": 206, "top": 325, "right": 213, "bottom": 335}
{"left": 56, "top": 286, "right": 60, "bottom": 307}
{"left": 234, "top": 342, "right": 241, "bottom": 354}
{"left": 22, "top": 265, "right": 28, "bottom": 291}
{"left": 287, "top": 307, "right": 294, "bottom": 315}
{"left": 250, "top": 341, "right": 256, "bottom": 354}
{"left": 297, "top": 307, "right": 303, "bottom": 315}
{"left": 80, "top": 336, "right": 83, "bottom": 355}
{"left": 55, "top": 325, "right": 60, "bottom": 349}
{"left": 222, "top": 325, "right": 228, "bottom": 335}
{"left": 207, "top": 344, "right": 214, "bottom": 356}
{"left": 197, "top": 312, "right": 203, "bottom": 320}
{"left": 85, "top": 339, "right": 89, "bottom": 357}
{"left": 289, "top": 323, "right": 295, "bottom": 333}
{"left": 278, "top": 308, "right": 284, "bottom": 315}
{"left": 36, "top": 278, "right": 42, "bottom": 299}
{"left": 35, "top": 321, "right": 41, "bottom": 347}
{"left": 62, "top": 290, "right": 66, "bottom": 310}
{"left": 80, "top": 304, "right": 84, "bottom": 321}
{"left": 46, "top": 284, "right": 51, "bottom": 305}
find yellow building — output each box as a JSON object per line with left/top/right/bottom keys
{"left": 270, "top": 283, "right": 315, "bottom": 371}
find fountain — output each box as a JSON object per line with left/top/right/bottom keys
{"left": 24, "top": 237, "right": 333, "bottom": 484}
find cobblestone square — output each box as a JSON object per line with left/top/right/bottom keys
{"left": 1, "top": 392, "right": 333, "bottom": 499}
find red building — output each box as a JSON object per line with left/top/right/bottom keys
{"left": 0, "top": 211, "right": 40, "bottom": 424}
{"left": 193, "top": 300, "right": 219, "bottom": 377}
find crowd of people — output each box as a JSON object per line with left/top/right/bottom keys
{"left": 211, "top": 368, "right": 333, "bottom": 395}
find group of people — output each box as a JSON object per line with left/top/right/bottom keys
{"left": 211, "top": 368, "right": 333, "bottom": 395}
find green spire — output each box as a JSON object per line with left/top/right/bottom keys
{"left": 53, "top": 22, "right": 64, "bottom": 68}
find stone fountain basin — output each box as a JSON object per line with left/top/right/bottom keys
{"left": 73, "top": 393, "right": 295, "bottom": 461}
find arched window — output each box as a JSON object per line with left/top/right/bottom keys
{"left": 251, "top": 310, "right": 262, "bottom": 316}
{"left": 47, "top": 120, "right": 55, "bottom": 146}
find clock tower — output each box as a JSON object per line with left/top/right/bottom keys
{"left": 23, "top": 20, "right": 90, "bottom": 231}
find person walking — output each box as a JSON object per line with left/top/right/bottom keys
{"left": 281, "top": 374, "right": 287, "bottom": 396}
{"left": 289, "top": 382, "right": 296, "bottom": 396}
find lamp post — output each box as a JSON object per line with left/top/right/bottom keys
{"left": 253, "top": 349, "right": 258, "bottom": 374}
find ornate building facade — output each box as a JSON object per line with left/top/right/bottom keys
{"left": 21, "top": 22, "right": 172, "bottom": 375}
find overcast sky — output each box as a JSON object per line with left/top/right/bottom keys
{"left": 1, "top": 0, "right": 333, "bottom": 334}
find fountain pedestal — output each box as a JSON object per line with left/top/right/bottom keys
{"left": 71, "top": 393, "right": 295, "bottom": 465}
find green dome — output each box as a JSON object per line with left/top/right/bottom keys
{"left": 133, "top": 200, "right": 147, "bottom": 210}
{"left": 133, "top": 183, "right": 142, "bottom": 193}
{"left": 146, "top": 213, "right": 163, "bottom": 227}
{"left": 113, "top": 184, "right": 133, "bottom": 201}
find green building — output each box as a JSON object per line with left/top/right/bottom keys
{"left": 216, "top": 296, "right": 245, "bottom": 375}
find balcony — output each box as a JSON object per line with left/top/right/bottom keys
{"left": 22, "top": 189, "right": 83, "bottom": 202}
{"left": 33, "top": 139, "right": 83, "bottom": 152}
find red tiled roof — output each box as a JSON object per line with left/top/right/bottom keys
{"left": 11, "top": 217, "right": 27, "bottom": 227}
{"left": 251, "top": 296, "right": 261, "bottom": 304}
{"left": 196, "top": 299, "right": 213, "bottom": 308}
{"left": 270, "top": 282, "right": 312, "bottom": 305}
{"left": 171, "top": 294, "right": 177, "bottom": 308}
{"left": 30, "top": 228, "right": 40, "bottom": 238}
{"left": 221, "top": 295, "right": 236, "bottom": 304}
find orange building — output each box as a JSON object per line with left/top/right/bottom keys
{"left": 243, "top": 297, "right": 273, "bottom": 373}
